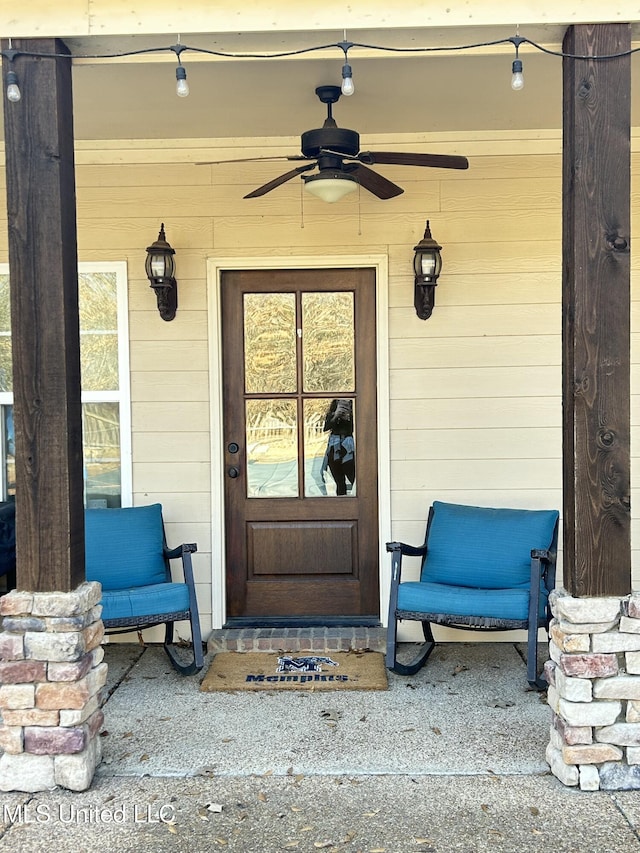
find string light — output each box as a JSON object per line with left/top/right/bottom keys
{"left": 5, "top": 70, "right": 20, "bottom": 102}
{"left": 175, "top": 64, "right": 189, "bottom": 97}
{"left": 171, "top": 42, "right": 189, "bottom": 98}
{"left": 2, "top": 32, "right": 638, "bottom": 103}
{"left": 339, "top": 38, "right": 355, "bottom": 96}
{"left": 3, "top": 44, "right": 21, "bottom": 103}
{"left": 510, "top": 35, "right": 525, "bottom": 90}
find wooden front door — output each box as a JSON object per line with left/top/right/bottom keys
{"left": 221, "top": 268, "right": 379, "bottom": 622}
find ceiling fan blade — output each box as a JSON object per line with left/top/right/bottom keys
{"left": 196, "top": 155, "right": 310, "bottom": 166}
{"left": 244, "top": 163, "right": 316, "bottom": 198}
{"left": 346, "top": 164, "right": 404, "bottom": 199}
{"left": 358, "top": 151, "right": 469, "bottom": 170}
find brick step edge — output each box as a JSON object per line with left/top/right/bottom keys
{"left": 207, "top": 627, "right": 386, "bottom": 655}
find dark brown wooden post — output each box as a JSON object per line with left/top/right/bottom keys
{"left": 562, "top": 24, "right": 631, "bottom": 597}
{"left": 1, "top": 39, "right": 85, "bottom": 592}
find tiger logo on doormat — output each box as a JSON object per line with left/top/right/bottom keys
{"left": 276, "top": 655, "right": 338, "bottom": 673}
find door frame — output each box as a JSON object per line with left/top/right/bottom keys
{"left": 207, "top": 254, "right": 391, "bottom": 629}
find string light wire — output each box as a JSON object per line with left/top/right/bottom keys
{"left": 2, "top": 33, "right": 639, "bottom": 63}
{"left": 2, "top": 32, "right": 639, "bottom": 102}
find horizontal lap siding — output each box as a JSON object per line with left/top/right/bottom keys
{"left": 1, "top": 133, "right": 640, "bottom": 626}
{"left": 389, "top": 153, "right": 564, "bottom": 589}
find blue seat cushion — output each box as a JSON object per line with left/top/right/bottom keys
{"left": 423, "top": 502, "right": 559, "bottom": 589}
{"left": 398, "top": 581, "right": 548, "bottom": 623}
{"left": 85, "top": 504, "right": 167, "bottom": 591}
{"left": 100, "top": 582, "right": 190, "bottom": 623}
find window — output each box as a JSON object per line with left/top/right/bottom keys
{"left": 0, "top": 262, "right": 131, "bottom": 507}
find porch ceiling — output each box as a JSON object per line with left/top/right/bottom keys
{"left": 4, "top": 23, "right": 640, "bottom": 141}
{"left": 31, "top": 25, "right": 600, "bottom": 140}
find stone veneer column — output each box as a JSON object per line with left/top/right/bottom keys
{"left": 0, "top": 581, "right": 106, "bottom": 792}
{"left": 546, "top": 588, "right": 640, "bottom": 790}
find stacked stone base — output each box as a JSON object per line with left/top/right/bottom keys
{"left": 0, "top": 582, "right": 107, "bottom": 792}
{"left": 546, "top": 588, "right": 640, "bottom": 790}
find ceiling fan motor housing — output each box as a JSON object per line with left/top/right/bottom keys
{"left": 301, "top": 127, "right": 360, "bottom": 159}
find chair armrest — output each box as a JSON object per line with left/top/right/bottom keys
{"left": 386, "top": 541, "right": 427, "bottom": 558}
{"left": 386, "top": 541, "right": 427, "bottom": 586}
{"left": 531, "top": 546, "right": 557, "bottom": 594}
{"left": 165, "top": 543, "right": 197, "bottom": 560}
{"left": 386, "top": 540, "right": 426, "bottom": 628}
{"left": 531, "top": 547, "right": 554, "bottom": 563}
{"left": 164, "top": 543, "right": 199, "bottom": 625}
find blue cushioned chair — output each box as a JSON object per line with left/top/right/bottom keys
{"left": 0, "top": 501, "right": 16, "bottom": 591}
{"left": 386, "top": 501, "right": 559, "bottom": 689}
{"left": 85, "top": 504, "right": 204, "bottom": 675}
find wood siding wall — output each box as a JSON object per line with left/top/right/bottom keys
{"left": 0, "top": 129, "right": 639, "bottom": 633}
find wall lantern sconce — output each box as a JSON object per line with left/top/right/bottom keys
{"left": 145, "top": 223, "right": 178, "bottom": 321}
{"left": 413, "top": 220, "right": 442, "bottom": 320}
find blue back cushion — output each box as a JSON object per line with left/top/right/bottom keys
{"left": 85, "top": 504, "right": 167, "bottom": 591}
{"left": 422, "top": 501, "right": 559, "bottom": 589}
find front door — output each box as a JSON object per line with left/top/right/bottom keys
{"left": 221, "top": 268, "right": 379, "bottom": 622}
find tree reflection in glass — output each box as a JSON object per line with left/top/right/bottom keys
{"left": 246, "top": 399, "right": 298, "bottom": 497}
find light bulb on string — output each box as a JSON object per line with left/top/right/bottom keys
{"left": 511, "top": 58, "right": 524, "bottom": 90}
{"left": 175, "top": 64, "right": 189, "bottom": 97}
{"left": 509, "top": 33, "right": 525, "bottom": 92}
{"left": 170, "top": 39, "right": 190, "bottom": 98}
{"left": 339, "top": 36, "right": 355, "bottom": 97}
{"left": 341, "top": 61, "right": 354, "bottom": 96}
{"left": 5, "top": 70, "right": 20, "bottom": 103}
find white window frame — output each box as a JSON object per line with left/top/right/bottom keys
{"left": 0, "top": 261, "right": 132, "bottom": 506}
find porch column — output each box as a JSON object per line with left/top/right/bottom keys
{"left": 0, "top": 39, "right": 105, "bottom": 792}
{"left": 547, "top": 23, "right": 638, "bottom": 791}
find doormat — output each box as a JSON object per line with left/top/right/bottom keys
{"left": 200, "top": 651, "right": 388, "bottom": 692}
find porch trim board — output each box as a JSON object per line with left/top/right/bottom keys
{"left": 206, "top": 254, "right": 391, "bottom": 630}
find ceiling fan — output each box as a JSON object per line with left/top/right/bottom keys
{"left": 202, "top": 85, "right": 469, "bottom": 202}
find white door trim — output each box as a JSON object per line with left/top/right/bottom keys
{"left": 207, "top": 254, "right": 391, "bottom": 629}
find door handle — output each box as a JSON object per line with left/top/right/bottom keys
{"left": 228, "top": 467, "right": 240, "bottom": 479}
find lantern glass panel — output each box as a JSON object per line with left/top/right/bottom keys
{"left": 150, "top": 257, "right": 166, "bottom": 279}
{"left": 421, "top": 255, "right": 436, "bottom": 277}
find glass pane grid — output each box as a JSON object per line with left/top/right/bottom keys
{"left": 0, "top": 265, "right": 128, "bottom": 506}
{"left": 243, "top": 290, "right": 357, "bottom": 500}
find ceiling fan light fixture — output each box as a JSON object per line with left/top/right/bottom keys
{"left": 303, "top": 172, "right": 358, "bottom": 203}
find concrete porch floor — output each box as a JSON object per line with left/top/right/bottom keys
{"left": 99, "top": 640, "right": 547, "bottom": 778}
{"left": 0, "top": 641, "right": 640, "bottom": 851}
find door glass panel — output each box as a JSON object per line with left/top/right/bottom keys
{"left": 304, "top": 398, "right": 356, "bottom": 497}
{"left": 244, "top": 293, "right": 297, "bottom": 393}
{"left": 246, "top": 399, "right": 298, "bottom": 497}
{"left": 302, "top": 292, "right": 355, "bottom": 392}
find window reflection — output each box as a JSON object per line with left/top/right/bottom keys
{"left": 242, "top": 290, "right": 357, "bottom": 499}
{"left": 322, "top": 399, "right": 355, "bottom": 496}
{"left": 79, "top": 272, "right": 119, "bottom": 392}
{"left": 83, "top": 402, "right": 122, "bottom": 507}
{"left": 3, "top": 406, "right": 13, "bottom": 498}
{"left": 244, "top": 293, "right": 297, "bottom": 393}
{"left": 246, "top": 399, "right": 298, "bottom": 497}
{"left": 302, "top": 292, "right": 355, "bottom": 392}
{"left": 304, "top": 399, "right": 355, "bottom": 497}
